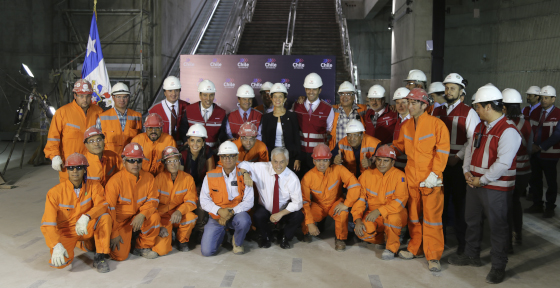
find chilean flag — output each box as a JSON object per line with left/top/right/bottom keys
{"left": 82, "top": 14, "right": 111, "bottom": 104}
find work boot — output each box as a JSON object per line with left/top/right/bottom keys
{"left": 133, "top": 248, "right": 158, "bottom": 259}
{"left": 93, "top": 253, "right": 110, "bottom": 273}
{"left": 486, "top": 268, "right": 506, "bottom": 284}
{"left": 258, "top": 236, "right": 271, "bottom": 248}
{"left": 232, "top": 236, "right": 244, "bottom": 255}
{"left": 280, "top": 236, "right": 291, "bottom": 249}
{"left": 335, "top": 239, "right": 346, "bottom": 251}
{"left": 543, "top": 208, "right": 555, "bottom": 218}
{"left": 398, "top": 250, "right": 414, "bottom": 260}
{"left": 428, "top": 260, "right": 441, "bottom": 272}
{"left": 512, "top": 232, "right": 522, "bottom": 245}
{"left": 382, "top": 249, "right": 395, "bottom": 260}
{"left": 303, "top": 234, "right": 312, "bottom": 243}
{"left": 524, "top": 204, "right": 543, "bottom": 213}
{"left": 457, "top": 245, "right": 465, "bottom": 255}
{"left": 177, "top": 241, "right": 190, "bottom": 252}
{"left": 448, "top": 253, "right": 482, "bottom": 267}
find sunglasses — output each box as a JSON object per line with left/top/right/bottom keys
{"left": 67, "top": 166, "right": 86, "bottom": 171}
{"left": 165, "top": 159, "right": 180, "bottom": 164}
{"left": 125, "top": 158, "right": 143, "bottom": 164}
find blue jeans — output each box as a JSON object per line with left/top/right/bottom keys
{"left": 200, "top": 212, "right": 251, "bottom": 257}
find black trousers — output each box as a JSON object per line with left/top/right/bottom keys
{"left": 465, "top": 186, "right": 511, "bottom": 270}
{"left": 298, "top": 152, "right": 314, "bottom": 179}
{"left": 253, "top": 204, "right": 304, "bottom": 241}
{"left": 509, "top": 173, "right": 529, "bottom": 243}
{"left": 442, "top": 162, "right": 467, "bottom": 249}
{"left": 529, "top": 155, "right": 558, "bottom": 209}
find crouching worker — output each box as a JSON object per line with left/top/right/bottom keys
{"left": 199, "top": 141, "right": 254, "bottom": 256}
{"left": 353, "top": 145, "right": 408, "bottom": 260}
{"left": 106, "top": 143, "right": 161, "bottom": 260}
{"left": 152, "top": 147, "right": 198, "bottom": 255}
{"left": 40, "top": 153, "right": 112, "bottom": 272}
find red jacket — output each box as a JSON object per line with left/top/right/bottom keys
{"left": 432, "top": 102, "right": 473, "bottom": 156}
{"left": 293, "top": 100, "right": 332, "bottom": 153}
{"left": 364, "top": 105, "right": 398, "bottom": 145}
{"left": 185, "top": 102, "right": 226, "bottom": 148}
{"left": 510, "top": 117, "right": 532, "bottom": 175}
{"left": 530, "top": 106, "right": 560, "bottom": 159}
{"left": 227, "top": 108, "right": 262, "bottom": 139}
{"left": 148, "top": 100, "right": 189, "bottom": 140}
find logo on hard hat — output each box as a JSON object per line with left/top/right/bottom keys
{"left": 167, "top": 148, "right": 173, "bottom": 153}
{"left": 251, "top": 78, "right": 262, "bottom": 89}
{"left": 210, "top": 58, "right": 222, "bottom": 68}
{"left": 134, "top": 145, "right": 139, "bottom": 150}
{"left": 238, "top": 58, "right": 249, "bottom": 69}
{"left": 321, "top": 59, "right": 333, "bottom": 70}
{"left": 293, "top": 59, "right": 305, "bottom": 69}
{"left": 76, "top": 83, "right": 81, "bottom": 87}
{"left": 281, "top": 78, "right": 291, "bottom": 89}
{"left": 183, "top": 58, "right": 195, "bottom": 67}
{"left": 223, "top": 78, "right": 236, "bottom": 89}
{"left": 265, "top": 58, "right": 277, "bottom": 69}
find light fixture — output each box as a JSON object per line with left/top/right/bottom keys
{"left": 21, "top": 63, "right": 34, "bottom": 78}
{"left": 20, "top": 63, "right": 37, "bottom": 87}
{"left": 49, "top": 106, "right": 56, "bottom": 116}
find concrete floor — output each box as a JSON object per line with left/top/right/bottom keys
{"left": 1, "top": 141, "right": 559, "bottom": 288}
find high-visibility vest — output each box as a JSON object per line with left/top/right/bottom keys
{"left": 510, "top": 117, "right": 532, "bottom": 175}
{"left": 227, "top": 108, "right": 262, "bottom": 139}
{"left": 185, "top": 102, "right": 226, "bottom": 147}
{"left": 432, "top": 102, "right": 472, "bottom": 157}
{"left": 206, "top": 167, "right": 246, "bottom": 219}
{"left": 530, "top": 106, "right": 560, "bottom": 159}
{"left": 98, "top": 108, "right": 142, "bottom": 155}
{"left": 293, "top": 100, "right": 332, "bottom": 153}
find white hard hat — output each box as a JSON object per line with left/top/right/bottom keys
{"left": 502, "top": 88, "right": 522, "bottom": 104}
{"left": 163, "top": 76, "right": 181, "bottom": 90}
{"left": 270, "top": 83, "right": 288, "bottom": 95}
{"left": 338, "top": 81, "right": 355, "bottom": 93}
{"left": 198, "top": 80, "right": 216, "bottom": 93}
{"left": 393, "top": 87, "right": 411, "bottom": 100}
{"left": 345, "top": 119, "right": 365, "bottom": 134}
{"left": 303, "top": 73, "right": 323, "bottom": 89}
{"left": 112, "top": 82, "right": 130, "bottom": 95}
{"left": 186, "top": 123, "right": 207, "bottom": 138}
{"left": 443, "top": 73, "right": 465, "bottom": 88}
{"left": 217, "top": 141, "right": 239, "bottom": 155}
{"left": 236, "top": 84, "right": 255, "bottom": 98}
{"left": 367, "top": 85, "right": 385, "bottom": 99}
{"left": 404, "top": 69, "right": 427, "bottom": 82}
{"left": 540, "top": 85, "right": 556, "bottom": 97}
{"left": 428, "top": 82, "right": 445, "bottom": 94}
{"left": 526, "top": 86, "right": 540, "bottom": 95}
{"left": 473, "top": 85, "right": 503, "bottom": 104}
{"left": 260, "top": 81, "right": 273, "bottom": 92}
{"left": 484, "top": 83, "right": 496, "bottom": 87}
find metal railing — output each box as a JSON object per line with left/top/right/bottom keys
{"left": 282, "top": 0, "right": 298, "bottom": 55}
{"left": 190, "top": 0, "right": 221, "bottom": 54}
{"left": 217, "top": 0, "right": 256, "bottom": 55}
{"left": 335, "top": 0, "right": 362, "bottom": 103}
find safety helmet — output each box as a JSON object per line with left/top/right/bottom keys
{"left": 217, "top": 141, "right": 239, "bottom": 155}
{"left": 472, "top": 85, "right": 503, "bottom": 104}
{"left": 428, "top": 82, "right": 445, "bottom": 94}
{"left": 83, "top": 127, "right": 105, "bottom": 143}
{"left": 186, "top": 123, "right": 208, "bottom": 138}
{"left": 270, "top": 83, "right": 288, "bottom": 95}
{"left": 540, "top": 85, "right": 556, "bottom": 97}
{"left": 260, "top": 81, "right": 273, "bottom": 92}
{"left": 122, "top": 142, "right": 147, "bottom": 159}
{"left": 502, "top": 88, "right": 523, "bottom": 104}
{"left": 238, "top": 122, "right": 258, "bottom": 137}
{"left": 311, "top": 143, "right": 332, "bottom": 160}
{"left": 198, "top": 80, "right": 216, "bottom": 93}
{"left": 393, "top": 87, "right": 410, "bottom": 100}
{"left": 65, "top": 153, "right": 89, "bottom": 167}
{"left": 405, "top": 88, "right": 430, "bottom": 104}
{"left": 345, "top": 119, "right": 365, "bottom": 134}
{"left": 404, "top": 69, "right": 427, "bottom": 82}
{"left": 338, "top": 81, "right": 355, "bottom": 94}
{"left": 73, "top": 79, "right": 93, "bottom": 94}
{"left": 303, "top": 73, "right": 323, "bottom": 89}
{"left": 163, "top": 76, "right": 181, "bottom": 90}
{"left": 367, "top": 85, "right": 386, "bottom": 99}
{"left": 111, "top": 82, "right": 130, "bottom": 95}
{"left": 236, "top": 84, "right": 255, "bottom": 98}
{"left": 161, "top": 146, "right": 181, "bottom": 161}
{"left": 443, "top": 73, "right": 466, "bottom": 88}
{"left": 526, "top": 86, "right": 540, "bottom": 95}
{"left": 375, "top": 145, "right": 396, "bottom": 160}
{"left": 144, "top": 113, "right": 164, "bottom": 128}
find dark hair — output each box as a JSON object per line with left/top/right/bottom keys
{"left": 504, "top": 103, "right": 522, "bottom": 119}
{"left": 478, "top": 100, "right": 503, "bottom": 113}
{"left": 187, "top": 137, "right": 207, "bottom": 179}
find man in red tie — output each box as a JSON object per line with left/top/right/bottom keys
{"left": 238, "top": 147, "right": 304, "bottom": 249}
{"left": 148, "top": 76, "right": 189, "bottom": 142}
{"left": 222, "top": 84, "right": 263, "bottom": 140}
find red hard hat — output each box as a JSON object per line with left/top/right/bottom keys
{"left": 375, "top": 145, "right": 396, "bottom": 160}
{"left": 311, "top": 143, "right": 332, "bottom": 160}
{"left": 65, "top": 153, "right": 89, "bottom": 167}
{"left": 238, "top": 122, "right": 258, "bottom": 137}
{"left": 122, "top": 142, "right": 147, "bottom": 159}
{"left": 161, "top": 146, "right": 181, "bottom": 161}
{"left": 83, "top": 127, "right": 105, "bottom": 143}
{"left": 73, "top": 79, "right": 93, "bottom": 94}
{"left": 405, "top": 88, "right": 430, "bottom": 104}
{"left": 144, "top": 113, "right": 164, "bottom": 128}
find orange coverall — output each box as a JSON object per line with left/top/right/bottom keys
{"left": 337, "top": 134, "right": 381, "bottom": 175}
{"left": 98, "top": 108, "right": 143, "bottom": 155}
{"left": 105, "top": 170, "right": 161, "bottom": 261}
{"left": 353, "top": 167, "right": 408, "bottom": 253}
{"left": 40, "top": 180, "right": 111, "bottom": 268}
{"left": 152, "top": 170, "right": 198, "bottom": 256}
{"left": 301, "top": 165, "right": 361, "bottom": 240}
{"left": 44, "top": 101, "right": 103, "bottom": 183}
{"left": 85, "top": 150, "right": 122, "bottom": 187}
{"left": 392, "top": 111, "right": 450, "bottom": 260}
{"left": 233, "top": 138, "right": 269, "bottom": 163}
{"left": 131, "top": 132, "right": 177, "bottom": 175}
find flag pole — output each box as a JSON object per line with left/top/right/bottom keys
{"left": 94, "top": 0, "right": 97, "bottom": 20}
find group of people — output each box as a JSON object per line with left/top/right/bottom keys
{"left": 40, "top": 70, "right": 558, "bottom": 285}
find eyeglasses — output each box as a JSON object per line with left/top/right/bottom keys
{"left": 339, "top": 93, "right": 354, "bottom": 97}
{"left": 220, "top": 154, "right": 237, "bottom": 160}
{"left": 406, "top": 81, "right": 416, "bottom": 86}
{"left": 125, "top": 158, "right": 143, "bottom": 164}
{"left": 114, "top": 95, "right": 130, "bottom": 100}
{"left": 165, "top": 159, "right": 180, "bottom": 164}
{"left": 67, "top": 166, "right": 86, "bottom": 171}
{"left": 86, "top": 138, "right": 103, "bottom": 144}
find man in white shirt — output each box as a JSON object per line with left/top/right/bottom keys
{"left": 238, "top": 147, "right": 304, "bottom": 249}
{"left": 148, "top": 76, "right": 189, "bottom": 141}
{"left": 199, "top": 141, "right": 254, "bottom": 256}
